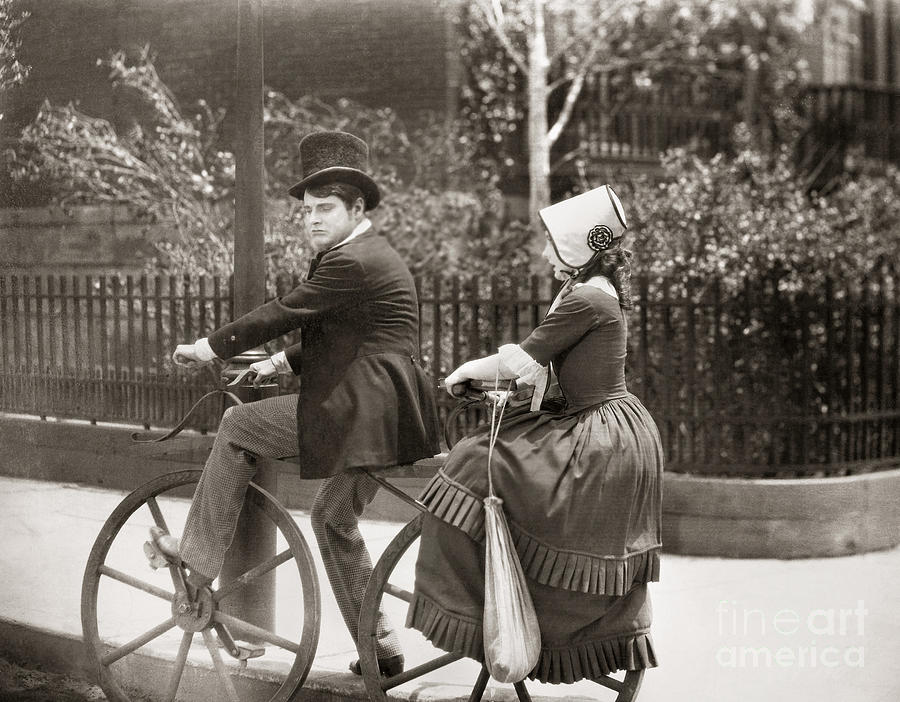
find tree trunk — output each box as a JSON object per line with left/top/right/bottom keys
{"left": 527, "top": 0, "right": 550, "bottom": 263}
{"left": 742, "top": 54, "right": 760, "bottom": 144}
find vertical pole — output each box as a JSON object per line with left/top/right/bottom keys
{"left": 219, "top": 0, "right": 276, "bottom": 639}
{"left": 234, "top": 0, "right": 266, "bottom": 318}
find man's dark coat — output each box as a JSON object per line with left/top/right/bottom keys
{"left": 208, "top": 230, "right": 441, "bottom": 478}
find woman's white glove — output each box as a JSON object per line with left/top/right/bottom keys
{"left": 248, "top": 358, "right": 278, "bottom": 387}
{"left": 444, "top": 366, "right": 472, "bottom": 397}
{"left": 172, "top": 339, "right": 217, "bottom": 368}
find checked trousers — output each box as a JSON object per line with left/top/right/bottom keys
{"left": 179, "top": 393, "right": 403, "bottom": 659}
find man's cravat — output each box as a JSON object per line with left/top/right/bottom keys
{"left": 307, "top": 252, "right": 325, "bottom": 279}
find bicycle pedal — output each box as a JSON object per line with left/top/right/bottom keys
{"left": 217, "top": 638, "right": 265, "bottom": 661}
{"left": 214, "top": 622, "right": 265, "bottom": 661}
{"left": 236, "top": 644, "right": 265, "bottom": 661}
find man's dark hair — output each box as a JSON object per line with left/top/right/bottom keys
{"left": 306, "top": 183, "right": 366, "bottom": 211}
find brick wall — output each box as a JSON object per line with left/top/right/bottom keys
{"left": 0, "top": 205, "right": 169, "bottom": 274}
{"left": 3, "top": 0, "right": 454, "bottom": 140}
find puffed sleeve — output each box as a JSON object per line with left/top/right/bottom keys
{"left": 519, "top": 290, "right": 601, "bottom": 365}
{"left": 207, "top": 249, "right": 365, "bottom": 360}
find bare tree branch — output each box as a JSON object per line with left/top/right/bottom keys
{"left": 550, "top": 144, "right": 586, "bottom": 174}
{"left": 546, "top": 38, "right": 599, "bottom": 147}
{"left": 474, "top": 0, "right": 529, "bottom": 76}
{"left": 549, "top": 34, "right": 578, "bottom": 64}
{"left": 547, "top": 75, "right": 570, "bottom": 94}
{"left": 546, "top": 0, "right": 630, "bottom": 146}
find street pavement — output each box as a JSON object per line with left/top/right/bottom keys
{"left": 0, "top": 475, "right": 898, "bottom": 702}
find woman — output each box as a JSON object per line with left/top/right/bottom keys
{"left": 406, "top": 185, "right": 663, "bottom": 684}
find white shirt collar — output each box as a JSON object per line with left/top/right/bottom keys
{"left": 335, "top": 218, "right": 372, "bottom": 248}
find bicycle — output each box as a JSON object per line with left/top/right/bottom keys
{"left": 80, "top": 366, "right": 644, "bottom": 702}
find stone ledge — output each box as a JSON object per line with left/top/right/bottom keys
{"left": 662, "top": 470, "right": 900, "bottom": 558}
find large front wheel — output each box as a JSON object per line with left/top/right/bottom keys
{"left": 80, "top": 469, "right": 320, "bottom": 702}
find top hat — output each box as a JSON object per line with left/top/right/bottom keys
{"left": 539, "top": 185, "right": 627, "bottom": 269}
{"left": 288, "top": 131, "right": 381, "bottom": 210}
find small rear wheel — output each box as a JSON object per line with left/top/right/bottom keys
{"left": 80, "top": 469, "right": 320, "bottom": 702}
{"left": 359, "top": 513, "right": 646, "bottom": 701}
{"left": 358, "top": 514, "right": 470, "bottom": 702}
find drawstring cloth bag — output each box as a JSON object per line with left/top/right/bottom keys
{"left": 482, "top": 376, "right": 542, "bottom": 683}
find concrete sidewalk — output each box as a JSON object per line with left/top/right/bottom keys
{"left": 0, "top": 475, "right": 898, "bottom": 702}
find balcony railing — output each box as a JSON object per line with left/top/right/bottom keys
{"left": 564, "top": 75, "right": 740, "bottom": 165}
{"left": 554, "top": 78, "right": 900, "bottom": 172}
{"left": 800, "top": 82, "right": 900, "bottom": 163}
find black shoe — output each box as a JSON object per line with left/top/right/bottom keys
{"left": 349, "top": 654, "right": 404, "bottom": 677}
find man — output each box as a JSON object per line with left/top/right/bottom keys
{"left": 154, "top": 130, "right": 441, "bottom": 677}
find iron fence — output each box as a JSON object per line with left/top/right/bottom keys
{"left": 1, "top": 272, "right": 898, "bottom": 477}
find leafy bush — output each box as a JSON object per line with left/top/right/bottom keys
{"left": 613, "top": 125, "right": 900, "bottom": 297}
{"left": 6, "top": 47, "right": 523, "bottom": 286}
{"left": 587, "top": 132, "right": 900, "bottom": 475}
{"left": 453, "top": 0, "right": 809, "bottom": 183}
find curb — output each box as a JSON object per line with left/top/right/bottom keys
{"left": 0, "top": 618, "right": 578, "bottom": 702}
{"left": 0, "top": 616, "right": 367, "bottom": 700}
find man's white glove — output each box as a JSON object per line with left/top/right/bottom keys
{"left": 172, "top": 338, "right": 218, "bottom": 368}
{"left": 249, "top": 358, "right": 278, "bottom": 387}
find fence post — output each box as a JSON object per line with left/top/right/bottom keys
{"left": 661, "top": 278, "right": 674, "bottom": 467}
{"left": 685, "top": 279, "right": 697, "bottom": 468}
{"left": 431, "top": 274, "right": 442, "bottom": 383}
{"left": 0, "top": 277, "right": 7, "bottom": 407}
{"left": 860, "top": 283, "right": 871, "bottom": 461}
{"left": 711, "top": 278, "right": 722, "bottom": 469}
{"left": 844, "top": 288, "right": 856, "bottom": 463}
{"left": 798, "top": 290, "right": 811, "bottom": 468}
{"left": 891, "top": 280, "right": 900, "bottom": 456}
{"left": 140, "top": 277, "right": 150, "bottom": 429}
{"left": 451, "top": 275, "right": 461, "bottom": 369}
{"left": 877, "top": 275, "right": 887, "bottom": 459}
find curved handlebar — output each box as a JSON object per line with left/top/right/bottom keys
{"left": 440, "top": 378, "right": 523, "bottom": 450}
{"left": 444, "top": 377, "right": 519, "bottom": 400}
{"left": 222, "top": 365, "right": 279, "bottom": 389}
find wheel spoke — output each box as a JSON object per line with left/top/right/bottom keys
{"left": 163, "top": 631, "right": 194, "bottom": 702}
{"left": 202, "top": 629, "right": 240, "bottom": 702}
{"left": 593, "top": 674, "right": 624, "bottom": 692}
{"left": 383, "top": 652, "right": 462, "bottom": 691}
{"left": 99, "top": 565, "right": 174, "bottom": 602}
{"left": 143, "top": 497, "right": 187, "bottom": 594}
{"left": 383, "top": 582, "right": 412, "bottom": 603}
{"left": 213, "top": 610, "right": 299, "bottom": 653}
{"left": 513, "top": 680, "right": 533, "bottom": 702}
{"left": 100, "top": 617, "right": 177, "bottom": 666}
{"left": 146, "top": 496, "right": 170, "bottom": 533}
{"left": 467, "top": 665, "right": 490, "bottom": 702}
{"left": 619, "top": 670, "right": 645, "bottom": 701}
{"left": 213, "top": 549, "right": 292, "bottom": 602}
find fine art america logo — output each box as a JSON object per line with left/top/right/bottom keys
{"left": 716, "top": 600, "right": 867, "bottom": 668}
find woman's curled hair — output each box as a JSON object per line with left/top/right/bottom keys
{"left": 576, "top": 240, "right": 634, "bottom": 309}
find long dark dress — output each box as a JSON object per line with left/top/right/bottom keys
{"left": 407, "top": 282, "right": 664, "bottom": 684}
